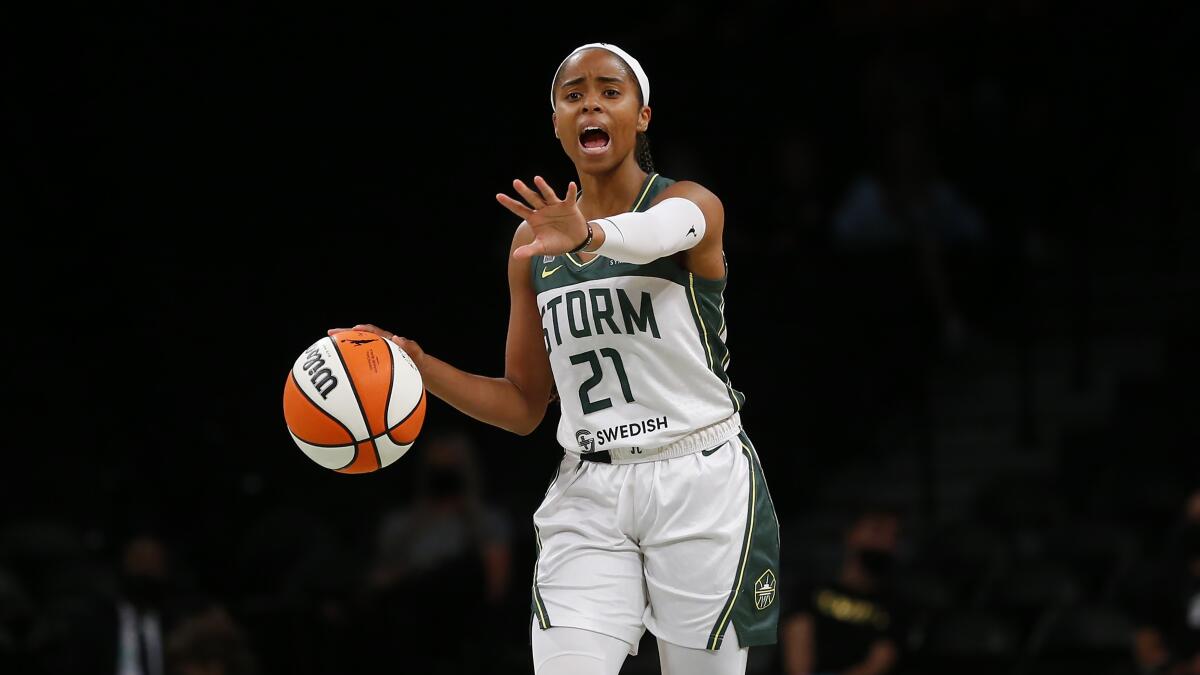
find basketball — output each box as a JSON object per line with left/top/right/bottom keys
{"left": 283, "top": 330, "right": 426, "bottom": 474}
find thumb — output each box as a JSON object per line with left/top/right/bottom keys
{"left": 513, "top": 238, "right": 546, "bottom": 260}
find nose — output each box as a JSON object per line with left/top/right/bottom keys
{"left": 582, "top": 92, "right": 604, "bottom": 113}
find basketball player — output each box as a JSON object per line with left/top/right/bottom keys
{"left": 331, "top": 43, "right": 779, "bottom": 675}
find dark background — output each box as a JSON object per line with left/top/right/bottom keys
{"left": 6, "top": 1, "right": 1198, "bottom": 673}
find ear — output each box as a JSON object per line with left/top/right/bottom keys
{"left": 636, "top": 105, "right": 652, "bottom": 133}
{"left": 552, "top": 112, "right": 559, "bottom": 139}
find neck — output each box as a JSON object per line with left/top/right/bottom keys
{"left": 576, "top": 157, "right": 648, "bottom": 220}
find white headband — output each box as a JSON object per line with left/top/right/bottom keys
{"left": 550, "top": 43, "right": 649, "bottom": 111}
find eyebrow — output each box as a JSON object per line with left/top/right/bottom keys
{"left": 560, "top": 75, "right": 627, "bottom": 89}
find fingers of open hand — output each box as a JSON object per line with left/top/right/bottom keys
{"left": 496, "top": 193, "right": 534, "bottom": 220}
{"left": 532, "top": 176, "right": 561, "bottom": 204}
{"left": 513, "top": 179, "right": 546, "bottom": 209}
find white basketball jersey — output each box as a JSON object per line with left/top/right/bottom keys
{"left": 531, "top": 174, "right": 743, "bottom": 456}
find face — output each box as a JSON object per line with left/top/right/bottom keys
{"left": 418, "top": 436, "right": 475, "bottom": 507}
{"left": 846, "top": 513, "right": 900, "bottom": 554}
{"left": 123, "top": 536, "right": 167, "bottom": 579}
{"left": 552, "top": 49, "right": 651, "bottom": 173}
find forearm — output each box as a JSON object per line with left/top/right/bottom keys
{"left": 840, "top": 641, "right": 897, "bottom": 675}
{"left": 587, "top": 197, "right": 706, "bottom": 264}
{"left": 418, "top": 353, "right": 546, "bottom": 435}
{"left": 782, "top": 615, "right": 816, "bottom": 675}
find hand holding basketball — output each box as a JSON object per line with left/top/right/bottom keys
{"left": 328, "top": 324, "right": 425, "bottom": 369}
{"left": 496, "top": 176, "right": 589, "bottom": 259}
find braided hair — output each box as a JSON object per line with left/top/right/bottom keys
{"left": 635, "top": 131, "right": 655, "bottom": 174}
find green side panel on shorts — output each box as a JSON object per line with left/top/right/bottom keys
{"left": 707, "top": 431, "right": 780, "bottom": 650}
{"left": 531, "top": 525, "right": 551, "bottom": 629}
{"left": 531, "top": 461, "right": 560, "bottom": 631}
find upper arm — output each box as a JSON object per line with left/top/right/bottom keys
{"left": 504, "top": 223, "right": 555, "bottom": 426}
{"left": 653, "top": 180, "right": 726, "bottom": 279}
{"left": 781, "top": 612, "right": 816, "bottom": 674}
{"left": 865, "top": 639, "right": 899, "bottom": 673}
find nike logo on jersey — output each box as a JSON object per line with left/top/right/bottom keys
{"left": 687, "top": 226, "right": 697, "bottom": 237}
{"left": 701, "top": 445, "right": 722, "bottom": 457}
{"left": 541, "top": 265, "right": 563, "bottom": 279}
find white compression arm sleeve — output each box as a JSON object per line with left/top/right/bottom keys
{"left": 591, "top": 197, "right": 706, "bottom": 264}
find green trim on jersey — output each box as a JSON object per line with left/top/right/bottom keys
{"left": 531, "top": 172, "right": 678, "bottom": 295}
{"left": 707, "top": 431, "right": 780, "bottom": 650}
{"left": 686, "top": 267, "right": 745, "bottom": 412}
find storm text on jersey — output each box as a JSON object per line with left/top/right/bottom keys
{"left": 539, "top": 288, "right": 661, "bottom": 354}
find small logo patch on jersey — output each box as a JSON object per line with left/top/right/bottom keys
{"left": 575, "top": 429, "right": 595, "bottom": 453}
{"left": 542, "top": 255, "right": 555, "bottom": 263}
{"left": 541, "top": 264, "right": 563, "bottom": 279}
{"left": 754, "top": 569, "right": 777, "bottom": 611}
{"left": 701, "top": 445, "right": 722, "bottom": 457}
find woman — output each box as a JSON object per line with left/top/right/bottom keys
{"left": 332, "top": 43, "right": 778, "bottom": 675}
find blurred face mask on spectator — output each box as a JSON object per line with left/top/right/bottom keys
{"left": 426, "top": 466, "right": 466, "bottom": 500}
{"left": 857, "top": 548, "right": 897, "bottom": 581}
{"left": 122, "top": 572, "right": 166, "bottom": 608}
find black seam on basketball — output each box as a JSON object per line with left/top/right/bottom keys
{"left": 384, "top": 389, "right": 425, "bottom": 442}
{"left": 329, "top": 335, "right": 373, "bottom": 442}
{"left": 382, "top": 338, "right": 395, "bottom": 435}
{"left": 334, "top": 443, "right": 360, "bottom": 471}
{"left": 288, "top": 371, "right": 356, "bottom": 446}
{"left": 369, "top": 437, "right": 381, "bottom": 469}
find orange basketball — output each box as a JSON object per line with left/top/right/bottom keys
{"left": 282, "top": 330, "right": 426, "bottom": 474}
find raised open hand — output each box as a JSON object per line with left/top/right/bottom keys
{"left": 496, "top": 176, "right": 589, "bottom": 259}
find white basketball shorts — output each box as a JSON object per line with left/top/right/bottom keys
{"left": 530, "top": 430, "right": 780, "bottom": 654}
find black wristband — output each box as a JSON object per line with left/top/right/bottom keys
{"left": 568, "top": 220, "right": 594, "bottom": 254}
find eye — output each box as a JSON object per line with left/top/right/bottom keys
{"left": 604, "top": 89, "right": 619, "bottom": 97}
{"left": 566, "top": 92, "right": 582, "bottom": 102}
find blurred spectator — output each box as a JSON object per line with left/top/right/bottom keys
{"left": 0, "top": 565, "right": 32, "bottom": 670}
{"left": 165, "top": 606, "right": 256, "bottom": 675}
{"left": 768, "top": 130, "right": 829, "bottom": 249}
{"left": 830, "top": 120, "right": 987, "bottom": 351}
{"left": 358, "top": 430, "right": 512, "bottom": 674}
{"left": 779, "top": 507, "right": 907, "bottom": 675}
{"left": 61, "top": 532, "right": 191, "bottom": 675}
{"left": 1133, "top": 488, "right": 1200, "bottom": 675}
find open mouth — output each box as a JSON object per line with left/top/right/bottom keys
{"left": 579, "top": 126, "right": 611, "bottom": 153}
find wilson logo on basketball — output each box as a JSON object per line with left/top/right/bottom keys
{"left": 301, "top": 345, "right": 339, "bottom": 399}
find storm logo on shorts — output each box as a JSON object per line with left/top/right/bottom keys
{"left": 576, "top": 429, "right": 595, "bottom": 453}
{"left": 754, "top": 569, "right": 776, "bottom": 610}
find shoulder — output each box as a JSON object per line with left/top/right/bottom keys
{"left": 653, "top": 180, "right": 722, "bottom": 212}
{"left": 651, "top": 180, "right": 725, "bottom": 237}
